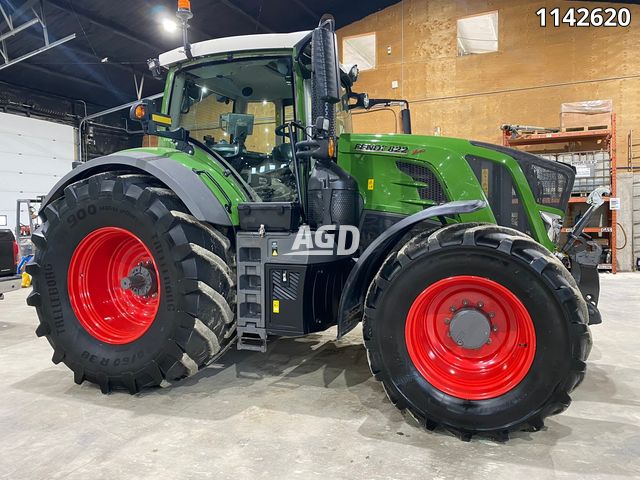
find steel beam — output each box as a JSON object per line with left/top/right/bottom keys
{"left": 0, "top": 18, "right": 39, "bottom": 42}
{"left": 11, "top": 0, "right": 41, "bottom": 21}
{"left": 17, "top": 27, "right": 160, "bottom": 84}
{"left": 0, "top": 33, "right": 76, "bottom": 70}
{"left": 0, "top": 3, "right": 12, "bottom": 28}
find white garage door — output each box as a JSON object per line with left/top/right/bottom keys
{"left": 0, "top": 113, "right": 75, "bottom": 233}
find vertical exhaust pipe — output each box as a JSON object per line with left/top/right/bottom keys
{"left": 401, "top": 105, "right": 412, "bottom": 134}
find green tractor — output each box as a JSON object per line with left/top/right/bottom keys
{"left": 28, "top": 11, "right": 604, "bottom": 440}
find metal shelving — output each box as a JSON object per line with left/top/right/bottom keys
{"left": 503, "top": 114, "right": 617, "bottom": 273}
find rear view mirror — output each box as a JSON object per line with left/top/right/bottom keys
{"left": 311, "top": 15, "right": 341, "bottom": 134}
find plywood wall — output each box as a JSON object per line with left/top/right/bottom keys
{"left": 338, "top": 0, "right": 640, "bottom": 167}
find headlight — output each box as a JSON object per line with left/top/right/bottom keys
{"left": 540, "top": 211, "right": 562, "bottom": 244}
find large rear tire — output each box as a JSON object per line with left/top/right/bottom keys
{"left": 363, "top": 223, "right": 591, "bottom": 440}
{"left": 27, "top": 172, "right": 236, "bottom": 394}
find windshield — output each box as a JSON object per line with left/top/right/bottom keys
{"left": 169, "top": 56, "right": 297, "bottom": 202}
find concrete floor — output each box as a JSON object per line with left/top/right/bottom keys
{"left": 1, "top": 274, "right": 639, "bottom": 480}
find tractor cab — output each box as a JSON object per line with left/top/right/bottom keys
{"left": 156, "top": 27, "right": 357, "bottom": 203}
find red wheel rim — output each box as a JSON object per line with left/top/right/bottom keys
{"left": 68, "top": 227, "right": 160, "bottom": 345}
{"left": 405, "top": 276, "right": 536, "bottom": 400}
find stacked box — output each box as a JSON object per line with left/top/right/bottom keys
{"left": 560, "top": 100, "right": 612, "bottom": 131}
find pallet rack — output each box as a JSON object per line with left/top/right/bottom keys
{"left": 503, "top": 114, "right": 617, "bottom": 273}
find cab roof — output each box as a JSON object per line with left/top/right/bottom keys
{"left": 159, "top": 31, "right": 312, "bottom": 68}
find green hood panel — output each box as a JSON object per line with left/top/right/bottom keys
{"left": 337, "top": 133, "right": 558, "bottom": 250}
{"left": 337, "top": 134, "right": 496, "bottom": 222}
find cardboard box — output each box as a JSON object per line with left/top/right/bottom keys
{"left": 560, "top": 100, "right": 612, "bottom": 131}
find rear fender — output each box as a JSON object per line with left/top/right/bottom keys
{"left": 337, "top": 200, "right": 486, "bottom": 338}
{"left": 42, "top": 151, "right": 234, "bottom": 226}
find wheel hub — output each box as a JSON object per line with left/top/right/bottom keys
{"left": 449, "top": 308, "right": 491, "bottom": 349}
{"left": 120, "top": 262, "right": 158, "bottom": 298}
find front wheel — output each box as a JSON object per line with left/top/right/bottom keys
{"left": 363, "top": 223, "right": 591, "bottom": 440}
{"left": 27, "top": 172, "right": 236, "bottom": 393}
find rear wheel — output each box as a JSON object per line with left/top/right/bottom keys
{"left": 27, "top": 172, "right": 236, "bottom": 393}
{"left": 364, "top": 223, "right": 591, "bottom": 440}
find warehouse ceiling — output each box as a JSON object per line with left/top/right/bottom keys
{"left": 0, "top": 0, "right": 399, "bottom": 110}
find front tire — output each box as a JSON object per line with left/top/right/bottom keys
{"left": 27, "top": 172, "right": 236, "bottom": 394}
{"left": 363, "top": 223, "right": 591, "bottom": 440}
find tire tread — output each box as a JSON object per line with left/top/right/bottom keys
{"left": 363, "top": 223, "right": 591, "bottom": 440}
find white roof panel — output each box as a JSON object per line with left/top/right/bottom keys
{"left": 159, "top": 31, "right": 311, "bottom": 67}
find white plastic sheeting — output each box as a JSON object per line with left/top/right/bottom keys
{"left": 457, "top": 12, "right": 498, "bottom": 56}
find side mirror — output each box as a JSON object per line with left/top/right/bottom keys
{"left": 348, "top": 65, "right": 359, "bottom": 85}
{"left": 311, "top": 15, "right": 340, "bottom": 135}
{"left": 340, "top": 64, "right": 359, "bottom": 88}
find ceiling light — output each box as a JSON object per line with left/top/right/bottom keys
{"left": 262, "top": 100, "right": 268, "bottom": 105}
{"left": 162, "top": 18, "right": 178, "bottom": 33}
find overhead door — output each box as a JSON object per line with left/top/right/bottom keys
{"left": 0, "top": 113, "right": 75, "bottom": 233}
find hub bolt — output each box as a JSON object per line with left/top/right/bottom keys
{"left": 450, "top": 306, "right": 457, "bottom": 312}
{"left": 492, "top": 326, "right": 498, "bottom": 332}
{"left": 444, "top": 318, "right": 451, "bottom": 325}
{"left": 489, "top": 312, "right": 496, "bottom": 318}
{"left": 486, "top": 338, "right": 492, "bottom": 345}
{"left": 462, "top": 299, "right": 469, "bottom": 306}
{"left": 477, "top": 301, "right": 484, "bottom": 308}
{"left": 456, "top": 340, "right": 463, "bottom": 346}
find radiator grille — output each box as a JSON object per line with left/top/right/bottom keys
{"left": 396, "top": 161, "right": 448, "bottom": 204}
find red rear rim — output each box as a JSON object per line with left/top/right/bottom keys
{"left": 68, "top": 227, "right": 160, "bottom": 345}
{"left": 405, "top": 276, "right": 536, "bottom": 400}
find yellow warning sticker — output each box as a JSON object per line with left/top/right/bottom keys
{"left": 367, "top": 179, "right": 375, "bottom": 190}
{"left": 273, "top": 300, "right": 280, "bottom": 314}
{"left": 481, "top": 169, "right": 489, "bottom": 196}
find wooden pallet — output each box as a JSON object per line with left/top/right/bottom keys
{"left": 561, "top": 125, "right": 609, "bottom": 133}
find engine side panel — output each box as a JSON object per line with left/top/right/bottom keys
{"left": 337, "top": 133, "right": 565, "bottom": 251}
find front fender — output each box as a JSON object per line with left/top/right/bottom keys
{"left": 337, "top": 200, "right": 486, "bottom": 338}
{"left": 42, "top": 151, "right": 240, "bottom": 226}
